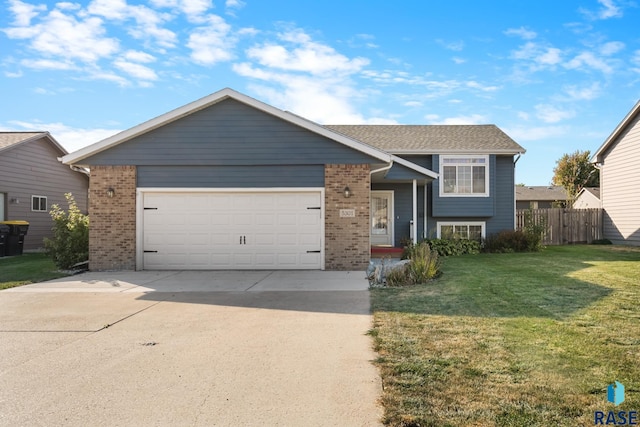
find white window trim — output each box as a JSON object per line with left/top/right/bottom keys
{"left": 436, "top": 221, "right": 486, "bottom": 240}
{"left": 439, "top": 154, "right": 490, "bottom": 198}
{"left": 31, "top": 195, "right": 47, "bottom": 212}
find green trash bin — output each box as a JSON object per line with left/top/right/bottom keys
{"left": 0, "top": 224, "right": 9, "bottom": 257}
{"left": 0, "top": 221, "right": 29, "bottom": 256}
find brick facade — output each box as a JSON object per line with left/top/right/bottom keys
{"left": 324, "top": 164, "right": 371, "bottom": 270}
{"left": 89, "top": 166, "right": 137, "bottom": 270}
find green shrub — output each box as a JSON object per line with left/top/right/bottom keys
{"left": 385, "top": 265, "right": 409, "bottom": 287}
{"left": 44, "top": 193, "right": 89, "bottom": 269}
{"left": 483, "top": 230, "right": 528, "bottom": 253}
{"left": 521, "top": 209, "right": 546, "bottom": 251}
{"left": 401, "top": 242, "right": 442, "bottom": 284}
{"left": 591, "top": 239, "right": 612, "bottom": 245}
{"left": 408, "top": 238, "right": 481, "bottom": 257}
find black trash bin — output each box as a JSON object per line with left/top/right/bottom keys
{"left": 0, "top": 224, "right": 9, "bottom": 257}
{"left": 1, "top": 221, "right": 29, "bottom": 256}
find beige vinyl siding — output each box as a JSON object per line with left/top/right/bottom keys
{"left": 0, "top": 137, "right": 88, "bottom": 249}
{"left": 601, "top": 113, "right": 640, "bottom": 245}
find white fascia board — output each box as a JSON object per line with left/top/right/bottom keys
{"left": 62, "top": 87, "right": 391, "bottom": 165}
{"left": 592, "top": 99, "right": 640, "bottom": 163}
{"left": 390, "top": 154, "right": 439, "bottom": 179}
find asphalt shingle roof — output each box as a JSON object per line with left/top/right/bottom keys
{"left": 0, "top": 132, "right": 46, "bottom": 151}
{"left": 515, "top": 185, "right": 568, "bottom": 201}
{"left": 324, "top": 124, "right": 525, "bottom": 154}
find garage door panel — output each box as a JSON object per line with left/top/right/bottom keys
{"left": 143, "top": 191, "right": 322, "bottom": 269}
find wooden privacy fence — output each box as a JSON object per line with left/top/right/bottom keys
{"left": 516, "top": 208, "right": 603, "bottom": 245}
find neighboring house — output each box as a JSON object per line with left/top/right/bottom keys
{"left": 573, "top": 187, "right": 601, "bottom": 209}
{"left": 515, "top": 185, "right": 569, "bottom": 209}
{"left": 61, "top": 88, "right": 525, "bottom": 271}
{"left": 592, "top": 100, "right": 640, "bottom": 245}
{"left": 0, "top": 132, "right": 89, "bottom": 250}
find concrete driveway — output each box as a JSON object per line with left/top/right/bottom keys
{"left": 0, "top": 271, "right": 382, "bottom": 426}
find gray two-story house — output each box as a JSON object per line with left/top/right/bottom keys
{"left": 61, "top": 88, "right": 525, "bottom": 271}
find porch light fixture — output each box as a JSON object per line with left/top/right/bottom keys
{"left": 343, "top": 186, "right": 352, "bottom": 198}
{"left": 107, "top": 188, "right": 115, "bottom": 198}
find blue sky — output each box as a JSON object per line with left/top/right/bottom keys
{"left": 1, "top": 0, "right": 639, "bottom": 185}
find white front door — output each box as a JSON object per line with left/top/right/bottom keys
{"left": 371, "top": 191, "right": 394, "bottom": 246}
{"left": 141, "top": 191, "right": 323, "bottom": 270}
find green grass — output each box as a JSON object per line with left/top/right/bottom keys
{"left": 370, "top": 245, "right": 640, "bottom": 427}
{"left": 0, "top": 253, "right": 68, "bottom": 289}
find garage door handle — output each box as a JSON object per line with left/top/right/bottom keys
{"left": 307, "top": 207, "right": 321, "bottom": 210}
{"left": 307, "top": 250, "right": 321, "bottom": 253}
{"left": 144, "top": 250, "right": 158, "bottom": 253}
{"left": 144, "top": 207, "right": 158, "bottom": 210}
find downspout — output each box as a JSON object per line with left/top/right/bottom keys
{"left": 370, "top": 161, "right": 394, "bottom": 176}
{"left": 513, "top": 153, "right": 522, "bottom": 230}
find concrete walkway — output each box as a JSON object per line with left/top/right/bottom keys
{"left": 0, "top": 271, "right": 382, "bottom": 426}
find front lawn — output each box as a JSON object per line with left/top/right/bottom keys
{"left": 0, "top": 253, "right": 68, "bottom": 289}
{"left": 370, "top": 245, "right": 640, "bottom": 426}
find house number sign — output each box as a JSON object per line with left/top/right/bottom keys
{"left": 340, "top": 209, "right": 356, "bottom": 218}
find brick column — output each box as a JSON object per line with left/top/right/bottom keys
{"left": 325, "top": 164, "right": 370, "bottom": 270}
{"left": 89, "top": 165, "right": 137, "bottom": 270}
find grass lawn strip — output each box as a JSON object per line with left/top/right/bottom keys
{"left": 0, "top": 253, "right": 68, "bottom": 289}
{"left": 371, "top": 245, "right": 640, "bottom": 427}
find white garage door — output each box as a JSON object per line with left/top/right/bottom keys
{"left": 142, "top": 192, "right": 323, "bottom": 270}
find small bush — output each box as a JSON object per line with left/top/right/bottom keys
{"left": 385, "top": 265, "right": 409, "bottom": 287}
{"left": 400, "top": 242, "right": 442, "bottom": 284}
{"left": 408, "top": 238, "right": 481, "bottom": 257}
{"left": 591, "top": 239, "right": 612, "bottom": 245}
{"left": 483, "top": 229, "right": 545, "bottom": 253}
{"left": 44, "top": 193, "right": 89, "bottom": 269}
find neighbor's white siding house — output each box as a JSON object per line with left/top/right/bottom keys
{"left": 592, "top": 100, "right": 640, "bottom": 245}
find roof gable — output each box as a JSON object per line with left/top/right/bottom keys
{"left": 0, "top": 132, "right": 67, "bottom": 155}
{"left": 325, "top": 124, "right": 525, "bottom": 154}
{"left": 62, "top": 88, "right": 391, "bottom": 165}
{"left": 592, "top": 99, "right": 640, "bottom": 163}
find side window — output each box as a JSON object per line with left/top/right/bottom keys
{"left": 31, "top": 195, "right": 47, "bottom": 212}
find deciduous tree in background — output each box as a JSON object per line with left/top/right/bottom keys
{"left": 552, "top": 150, "right": 599, "bottom": 201}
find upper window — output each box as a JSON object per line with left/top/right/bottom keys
{"left": 439, "top": 155, "right": 489, "bottom": 197}
{"left": 32, "top": 195, "right": 47, "bottom": 212}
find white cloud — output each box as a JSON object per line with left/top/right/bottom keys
{"left": 246, "top": 29, "right": 369, "bottom": 75}
{"left": 233, "top": 27, "right": 374, "bottom": 124}
{"left": 452, "top": 57, "right": 466, "bottom": 64}
{"left": 564, "top": 51, "right": 613, "bottom": 74}
{"left": 123, "top": 50, "right": 156, "bottom": 63}
{"left": 504, "top": 125, "right": 569, "bottom": 141}
{"left": 427, "top": 114, "right": 489, "bottom": 125}
{"left": 504, "top": 27, "right": 537, "bottom": 40}
{"left": 535, "top": 104, "right": 576, "bottom": 123}
{"left": 4, "top": 8, "right": 120, "bottom": 63}
{"left": 599, "top": 41, "right": 624, "bottom": 55}
{"left": 20, "top": 58, "right": 76, "bottom": 70}
{"left": 563, "top": 82, "right": 601, "bottom": 101}
{"left": 581, "top": 0, "right": 623, "bottom": 20}
{"left": 7, "top": 0, "right": 47, "bottom": 26}
{"left": 512, "top": 42, "right": 563, "bottom": 67}
{"left": 5, "top": 120, "right": 122, "bottom": 153}
{"left": 436, "top": 39, "right": 464, "bottom": 51}
{"left": 466, "top": 81, "right": 499, "bottom": 92}
{"left": 187, "top": 15, "right": 235, "bottom": 65}
{"left": 114, "top": 59, "right": 158, "bottom": 81}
